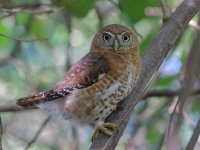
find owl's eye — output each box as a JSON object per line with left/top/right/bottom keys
{"left": 103, "top": 34, "right": 111, "bottom": 41}
{"left": 123, "top": 35, "right": 130, "bottom": 42}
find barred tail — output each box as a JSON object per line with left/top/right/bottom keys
{"left": 16, "top": 92, "right": 47, "bottom": 109}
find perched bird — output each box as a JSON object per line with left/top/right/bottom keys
{"left": 17, "top": 24, "right": 141, "bottom": 141}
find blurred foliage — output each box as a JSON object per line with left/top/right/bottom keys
{"left": 119, "top": 0, "right": 160, "bottom": 22}
{"left": 53, "top": 0, "right": 95, "bottom": 18}
{"left": 0, "top": 0, "right": 199, "bottom": 150}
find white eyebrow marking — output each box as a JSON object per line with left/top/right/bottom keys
{"left": 103, "top": 32, "right": 114, "bottom": 36}
{"left": 121, "top": 32, "right": 129, "bottom": 36}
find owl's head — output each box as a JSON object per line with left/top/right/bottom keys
{"left": 90, "top": 24, "right": 139, "bottom": 53}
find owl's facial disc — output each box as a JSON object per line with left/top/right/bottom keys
{"left": 100, "top": 32, "right": 132, "bottom": 51}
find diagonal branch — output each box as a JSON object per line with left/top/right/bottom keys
{"left": 185, "top": 119, "right": 200, "bottom": 150}
{"left": 24, "top": 117, "right": 50, "bottom": 150}
{"left": 0, "top": 116, "right": 2, "bottom": 150}
{"left": 90, "top": 0, "right": 200, "bottom": 149}
{"left": 159, "top": 0, "right": 171, "bottom": 22}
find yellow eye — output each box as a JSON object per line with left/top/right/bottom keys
{"left": 123, "top": 35, "right": 130, "bottom": 42}
{"left": 103, "top": 34, "right": 111, "bottom": 41}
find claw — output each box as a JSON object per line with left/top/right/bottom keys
{"left": 91, "top": 128, "right": 100, "bottom": 142}
{"left": 91, "top": 123, "right": 117, "bottom": 141}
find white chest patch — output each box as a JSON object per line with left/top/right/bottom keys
{"left": 101, "top": 81, "right": 121, "bottom": 100}
{"left": 98, "top": 73, "right": 107, "bottom": 81}
{"left": 36, "top": 98, "right": 65, "bottom": 117}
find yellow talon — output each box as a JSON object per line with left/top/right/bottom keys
{"left": 91, "top": 128, "right": 100, "bottom": 142}
{"left": 91, "top": 123, "right": 117, "bottom": 142}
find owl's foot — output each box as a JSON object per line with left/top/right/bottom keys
{"left": 91, "top": 123, "right": 117, "bottom": 141}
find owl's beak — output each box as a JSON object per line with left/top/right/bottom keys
{"left": 114, "top": 40, "right": 119, "bottom": 51}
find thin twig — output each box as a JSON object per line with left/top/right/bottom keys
{"left": 0, "top": 0, "right": 80, "bottom": 15}
{"left": 95, "top": 4, "right": 103, "bottom": 29}
{"left": 24, "top": 117, "right": 50, "bottom": 150}
{"left": 166, "top": 97, "right": 179, "bottom": 143}
{"left": 0, "top": 106, "right": 21, "bottom": 112}
{"left": 159, "top": 0, "right": 171, "bottom": 22}
{"left": 126, "top": 99, "right": 169, "bottom": 150}
{"left": 141, "top": 88, "right": 200, "bottom": 99}
{"left": 0, "top": 3, "right": 52, "bottom": 10}
{"left": 0, "top": 33, "right": 48, "bottom": 42}
{"left": 189, "top": 20, "right": 200, "bottom": 30}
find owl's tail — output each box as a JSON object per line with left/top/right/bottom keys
{"left": 16, "top": 92, "right": 47, "bottom": 109}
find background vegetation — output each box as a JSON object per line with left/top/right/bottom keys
{"left": 0, "top": 0, "right": 199, "bottom": 150}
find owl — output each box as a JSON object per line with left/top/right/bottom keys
{"left": 17, "top": 24, "right": 141, "bottom": 141}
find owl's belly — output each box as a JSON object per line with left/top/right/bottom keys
{"left": 93, "top": 76, "right": 136, "bottom": 126}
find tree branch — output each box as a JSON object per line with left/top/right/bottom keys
{"left": 186, "top": 119, "right": 200, "bottom": 150}
{"left": 24, "top": 117, "right": 50, "bottom": 150}
{"left": 0, "top": 106, "right": 21, "bottom": 112}
{"left": 90, "top": 0, "right": 200, "bottom": 149}
{"left": 0, "top": 88, "right": 200, "bottom": 113}
{"left": 0, "top": 116, "right": 2, "bottom": 150}
{"left": 0, "top": 0, "right": 80, "bottom": 16}
{"left": 141, "top": 88, "right": 200, "bottom": 99}
{"left": 159, "top": 0, "right": 171, "bottom": 22}
{"left": 0, "top": 33, "right": 48, "bottom": 42}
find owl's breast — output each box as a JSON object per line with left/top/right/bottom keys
{"left": 63, "top": 52, "right": 140, "bottom": 127}
{"left": 111, "top": 60, "right": 138, "bottom": 101}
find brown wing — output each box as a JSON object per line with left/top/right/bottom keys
{"left": 44, "top": 52, "right": 110, "bottom": 102}
{"left": 16, "top": 91, "right": 47, "bottom": 109}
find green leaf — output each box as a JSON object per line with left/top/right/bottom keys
{"left": 0, "top": 22, "right": 10, "bottom": 45}
{"left": 156, "top": 76, "right": 176, "bottom": 89}
{"left": 29, "top": 17, "right": 48, "bottom": 39}
{"left": 140, "top": 26, "right": 158, "bottom": 55}
{"left": 15, "top": 13, "right": 31, "bottom": 25}
{"left": 53, "top": 0, "right": 95, "bottom": 18}
{"left": 119, "top": 0, "right": 160, "bottom": 23}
